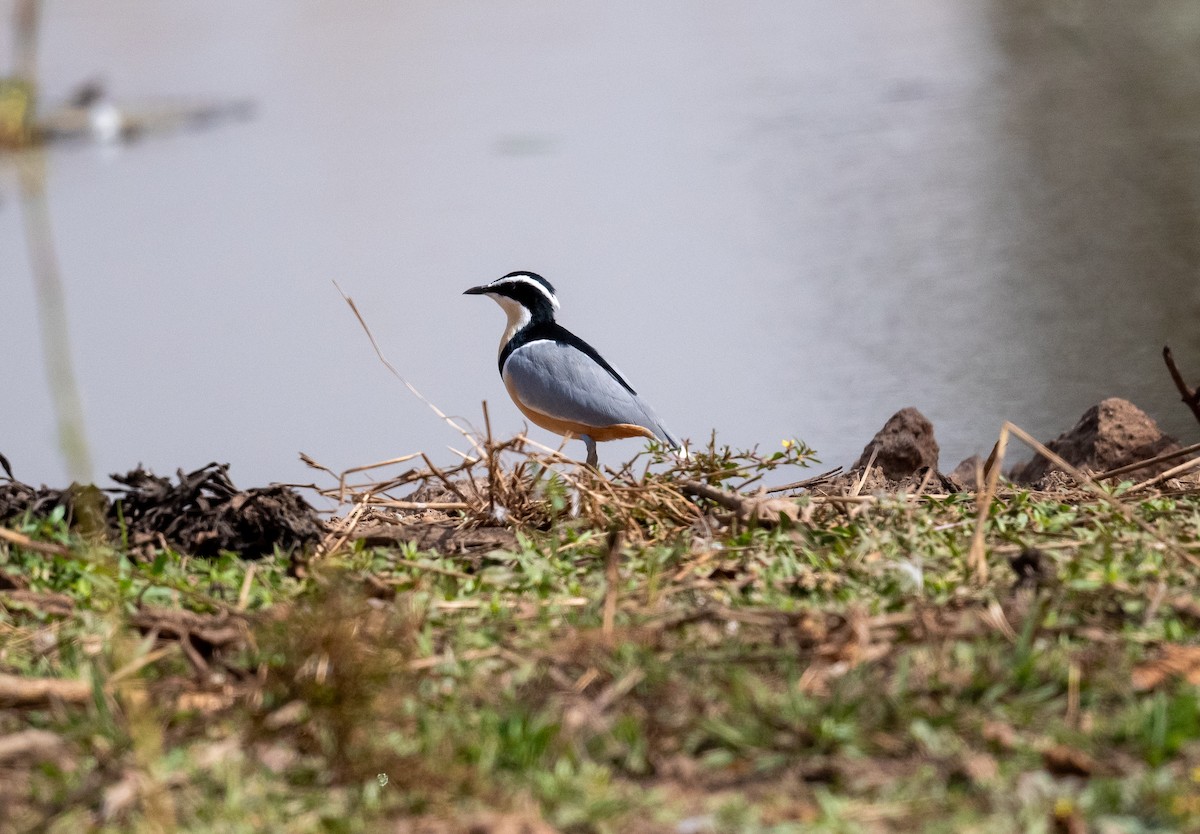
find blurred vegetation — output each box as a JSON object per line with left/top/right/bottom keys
{"left": 1, "top": 0, "right": 39, "bottom": 148}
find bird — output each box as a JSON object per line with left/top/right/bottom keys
{"left": 464, "top": 271, "right": 682, "bottom": 467}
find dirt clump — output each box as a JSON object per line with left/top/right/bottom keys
{"left": 110, "top": 463, "right": 322, "bottom": 559}
{"left": 1010, "top": 398, "right": 1185, "bottom": 485}
{"left": 0, "top": 480, "right": 107, "bottom": 531}
{"left": 852, "top": 407, "right": 940, "bottom": 480}
{"left": 949, "top": 455, "right": 983, "bottom": 490}
{"left": 0, "top": 462, "right": 321, "bottom": 559}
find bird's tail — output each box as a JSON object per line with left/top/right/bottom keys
{"left": 655, "top": 423, "right": 687, "bottom": 459}
{"left": 636, "top": 398, "right": 685, "bottom": 459}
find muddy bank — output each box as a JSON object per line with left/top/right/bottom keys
{"left": 1, "top": 397, "right": 1197, "bottom": 562}
{"left": 2, "top": 400, "right": 1200, "bottom": 832}
{"left": 845, "top": 397, "right": 1198, "bottom": 492}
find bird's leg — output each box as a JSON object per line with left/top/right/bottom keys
{"left": 582, "top": 435, "right": 598, "bottom": 469}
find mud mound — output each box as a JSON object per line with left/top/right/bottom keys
{"left": 1010, "top": 398, "right": 1184, "bottom": 485}
{"left": 852, "top": 407, "right": 940, "bottom": 480}
{"left": 0, "top": 463, "right": 321, "bottom": 559}
{"left": 111, "top": 464, "right": 322, "bottom": 558}
{"left": 0, "top": 481, "right": 107, "bottom": 531}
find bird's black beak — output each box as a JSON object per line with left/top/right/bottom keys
{"left": 463, "top": 285, "right": 488, "bottom": 296}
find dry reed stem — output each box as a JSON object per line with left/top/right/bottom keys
{"left": 371, "top": 500, "right": 472, "bottom": 511}
{"left": 432, "top": 597, "right": 588, "bottom": 611}
{"left": 20, "top": 150, "right": 94, "bottom": 481}
{"left": 316, "top": 494, "right": 373, "bottom": 558}
{"left": 13, "top": 0, "right": 41, "bottom": 86}
{"left": 968, "top": 425, "right": 1010, "bottom": 584}
{"left": 419, "top": 453, "right": 476, "bottom": 509}
{"left": 913, "top": 467, "right": 935, "bottom": 497}
{"left": 107, "top": 646, "right": 177, "bottom": 687}
{"left": 850, "top": 447, "right": 880, "bottom": 498}
{"left": 335, "top": 282, "right": 485, "bottom": 459}
{"left": 302, "top": 451, "right": 442, "bottom": 505}
{"left": 510, "top": 433, "right": 575, "bottom": 461}
{"left": 338, "top": 455, "right": 423, "bottom": 504}
{"left": 811, "top": 495, "right": 878, "bottom": 505}
{"left": 602, "top": 529, "right": 621, "bottom": 646}
{"left": 765, "top": 466, "right": 844, "bottom": 494}
{"left": 1096, "top": 441, "right": 1200, "bottom": 482}
{"left": 0, "top": 671, "right": 91, "bottom": 708}
{"left": 0, "top": 526, "right": 70, "bottom": 556}
{"left": 1125, "top": 454, "right": 1200, "bottom": 494}
{"left": 592, "top": 668, "right": 645, "bottom": 713}
{"left": 1066, "top": 662, "right": 1081, "bottom": 729}
{"left": 236, "top": 565, "right": 256, "bottom": 611}
{"left": 483, "top": 400, "right": 498, "bottom": 520}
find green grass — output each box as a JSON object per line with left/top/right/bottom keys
{"left": 3, "top": 461, "right": 1200, "bottom": 833}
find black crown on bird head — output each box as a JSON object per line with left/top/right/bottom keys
{"left": 464, "top": 270, "right": 560, "bottom": 319}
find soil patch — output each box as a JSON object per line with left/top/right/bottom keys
{"left": 1010, "top": 397, "right": 1184, "bottom": 484}
{"left": 852, "top": 406, "right": 940, "bottom": 479}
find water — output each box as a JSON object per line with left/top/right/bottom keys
{"left": 3, "top": 1, "right": 1199, "bottom": 490}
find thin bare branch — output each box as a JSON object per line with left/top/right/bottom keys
{"left": 1164, "top": 345, "right": 1200, "bottom": 427}
{"left": 334, "top": 282, "right": 485, "bottom": 458}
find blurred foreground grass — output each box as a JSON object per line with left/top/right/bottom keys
{"left": 3, "top": 452, "right": 1200, "bottom": 833}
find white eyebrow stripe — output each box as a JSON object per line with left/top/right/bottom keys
{"left": 491, "top": 275, "right": 560, "bottom": 309}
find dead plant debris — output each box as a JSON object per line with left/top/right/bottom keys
{"left": 1132, "top": 643, "right": 1200, "bottom": 691}
{"left": 3, "top": 397, "right": 1200, "bottom": 831}
{"left": 0, "top": 462, "right": 321, "bottom": 559}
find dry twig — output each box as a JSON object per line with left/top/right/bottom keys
{"left": 766, "top": 466, "right": 844, "bottom": 494}
{"left": 1164, "top": 345, "right": 1200, "bottom": 428}
{"left": 1125, "top": 455, "right": 1200, "bottom": 494}
{"left": 968, "top": 422, "right": 1200, "bottom": 579}
{"left": 0, "top": 526, "right": 70, "bottom": 556}
{"left": 602, "top": 528, "right": 621, "bottom": 646}
{"left": 0, "top": 671, "right": 90, "bottom": 707}
{"left": 335, "top": 282, "right": 485, "bottom": 458}
{"left": 677, "top": 480, "right": 800, "bottom": 526}
{"left": 1097, "top": 442, "right": 1200, "bottom": 482}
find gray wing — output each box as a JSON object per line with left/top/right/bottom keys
{"left": 502, "top": 339, "right": 679, "bottom": 446}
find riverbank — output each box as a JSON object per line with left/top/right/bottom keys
{"left": 2, "top": 411, "right": 1200, "bottom": 832}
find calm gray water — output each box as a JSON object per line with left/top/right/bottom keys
{"left": 3, "top": 1, "right": 1199, "bottom": 489}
